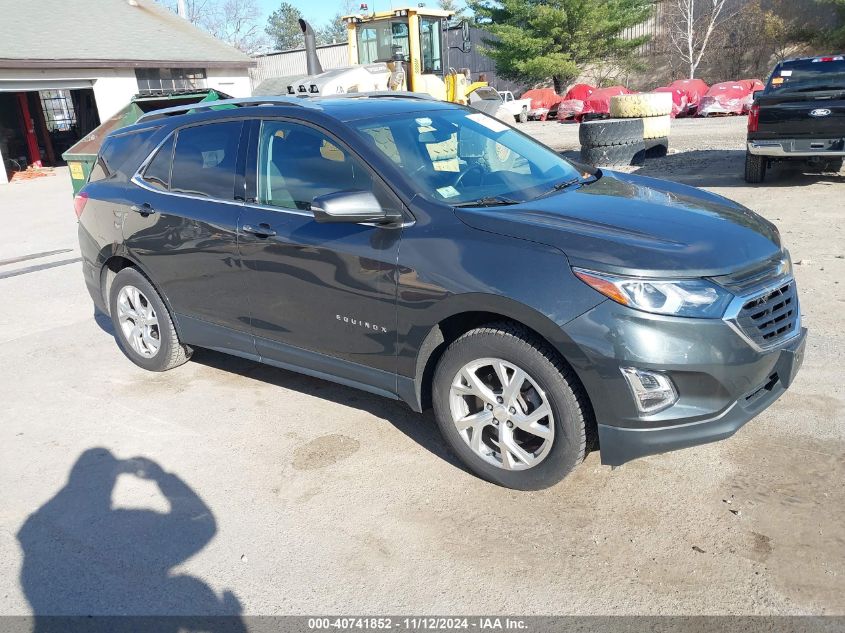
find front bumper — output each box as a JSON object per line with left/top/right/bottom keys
{"left": 561, "top": 299, "right": 807, "bottom": 466}
{"left": 747, "top": 138, "right": 845, "bottom": 157}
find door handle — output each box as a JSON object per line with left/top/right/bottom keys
{"left": 130, "top": 203, "right": 156, "bottom": 216}
{"left": 242, "top": 223, "right": 276, "bottom": 237}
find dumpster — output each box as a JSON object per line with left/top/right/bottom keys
{"left": 61, "top": 89, "right": 231, "bottom": 195}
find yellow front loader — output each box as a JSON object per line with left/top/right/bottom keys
{"left": 287, "top": 6, "right": 486, "bottom": 106}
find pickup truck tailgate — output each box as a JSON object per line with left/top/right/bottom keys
{"left": 755, "top": 92, "right": 845, "bottom": 137}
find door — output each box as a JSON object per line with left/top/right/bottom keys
{"left": 123, "top": 119, "right": 252, "bottom": 352}
{"left": 238, "top": 118, "right": 404, "bottom": 392}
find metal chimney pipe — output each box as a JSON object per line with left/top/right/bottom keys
{"left": 177, "top": 0, "right": 187, "bottom": 18}
{"left": 298, "top": 19, "right": 324, "bottom": 75}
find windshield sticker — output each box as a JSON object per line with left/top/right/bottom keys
{"left": 466, "top": 112, "right": 509, "bottom": 133}
{"left": 437, "top": 185, "right": 460, "bottom": 198}
{"left": 772, "top": 77, "right": 785, "bottom": 85}
{"left": 780, "top": 70, "right": 793, "bottom": 76}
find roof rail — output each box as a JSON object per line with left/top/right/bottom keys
{"left": 136, "top": 96, "right": 307, "bottom": 123}
{"left": 136, "top": 91, "right": 440, "bottom": 123}
{"left": 320, "top": 91, "right": 438, "bottom": 101}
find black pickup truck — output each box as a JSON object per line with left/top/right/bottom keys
{"left": 745, "top": 55, "right": 845, "bottom": 182}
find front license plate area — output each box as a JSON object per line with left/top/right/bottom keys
{"left": 776, "top": 328, "right": 807, "bottom": 389}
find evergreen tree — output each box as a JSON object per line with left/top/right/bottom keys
{"left": 816, "top": 0, "right": 845, "bottom": 48}
{"left": 468, "top": 0, "right": 653, "bottom": 92}
{"left": 266, "top": 1, "right": 305, "bottom": 51}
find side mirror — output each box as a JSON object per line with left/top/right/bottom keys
{"left": 311, "top": 190, "right": 401, "bottom": 225}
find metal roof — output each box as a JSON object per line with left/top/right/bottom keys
{"left": 0, "top": 0, "right": 252, "bottom": 69}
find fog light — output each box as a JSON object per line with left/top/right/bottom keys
{"left": 621, "top": 368, "right": 678, "bottom": 414}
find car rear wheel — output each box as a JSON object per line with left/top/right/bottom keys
{"left": 432, "top": 323, "right": 588, "bottom": 490}
{"left": 109, "top": 267, "right": 191, "bottom": 372}
{"left": 744, "top": 151, "right": 767, "bottom": 183}
{"left": 823, "top": 158, "right": 843, "bottom": 173}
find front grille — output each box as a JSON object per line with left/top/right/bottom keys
{"left": 734, "top": 280, "right": 799, "bottom": 348}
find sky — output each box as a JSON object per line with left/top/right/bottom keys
{"left": 254, "top": 0, "right": 467, "bottom": 30}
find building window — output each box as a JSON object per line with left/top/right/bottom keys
{"left": 39, "top": 90, "right": 77, "bottom": 132}
{"left": 135, "top": 68, "right": 207, "bottom": 94}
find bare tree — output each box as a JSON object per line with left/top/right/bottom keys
{"left": 157, "top": 0, "right": 267, "bottom": 54}
{"left": 206, "top": 0, "right": 268, "bottom": 54}
{"left": 665, "top": 0, "right": 734, "bottom": 78}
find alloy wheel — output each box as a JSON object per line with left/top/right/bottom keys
{"left": 116, "top": 285, "right": 161, "bottom": 358}
{"left": 448, "top": 357, "right": 554, "bottom": 470}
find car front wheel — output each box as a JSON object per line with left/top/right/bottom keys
{"left": 108, "top": 267, "right": 191, "bottom": 372}
{"left": 432, "top": 323, "right": 588, "bottom": 489}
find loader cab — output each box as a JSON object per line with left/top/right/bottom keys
{"left": 344, "top": 6, "right": 450, "bottom": 88}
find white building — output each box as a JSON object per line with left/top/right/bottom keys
{"left": 0, "top": 0, "right": 253, "bottom": 183}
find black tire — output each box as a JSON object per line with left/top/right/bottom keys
{"left": 518, "top": 107, "right": 528, "bottom": 123}
{"left": 581, "top": 112, "right": 608, "bottom": 122}
{"left": 644, "top": 136, "right": 669, "bottom": 158}
{"left": 580, "top": 141, "right": 646, "bottom": 167}
{"left": 824, "top": 158, "right": 843, "bottom": 173}
{"left": 432, "top": 323, "right": 588, "bottom": 490}
{"left": 744, "top": 151, "right": 767, "bottom": 183}
{"left": 579, "top": 117, "right": 644, "bottom": 147}
{"left": 108, "top": 267, "right": 191, "bottom": 372}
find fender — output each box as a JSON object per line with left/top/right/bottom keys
{"left": 97, "top": 244, "right": 186, "bottom": 340}
{"left": 400, "top": 291, "right": 600, "bottom": 412}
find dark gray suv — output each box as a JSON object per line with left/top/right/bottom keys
{"left": 75, "top": 95, "right": 806, "bottom": 489}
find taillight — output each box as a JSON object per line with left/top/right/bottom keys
{"left": 748, "top": 104, "right": 760, "bottom": 133}
{"left": 73, "top": 192, "right": 89, "bottom": 219}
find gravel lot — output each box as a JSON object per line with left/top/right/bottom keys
{"left": 0, "top": 116, "right": 842, "bottom": 617}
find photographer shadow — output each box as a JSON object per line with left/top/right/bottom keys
{"left": 17, "top": 448, "right": 245, "bottom": 632}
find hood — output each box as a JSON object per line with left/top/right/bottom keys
{"left": 454, "top": 171, "right": 782, "bottom": 278}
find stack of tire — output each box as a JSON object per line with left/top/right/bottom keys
{"left": 578, "top": 92, "right": 672, "bottom": 167}
{"left": 610, "top": 92, "right": 672, "bottom": 159}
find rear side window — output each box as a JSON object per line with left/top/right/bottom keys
{"left": 142, "top": 135, "right": 175, "bottom": 191}
{"left": 89, "top": 128, "right": 158, "bottom": 183}
{"left": 170, "top": 121, "right": 243, "bottom": 200}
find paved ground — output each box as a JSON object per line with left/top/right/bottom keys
{"left": 1, "top": 117, "right": 843, "bottom": 617}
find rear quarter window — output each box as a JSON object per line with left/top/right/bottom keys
{"left": 89, "top": 127, "right": 160, "bottom": 183}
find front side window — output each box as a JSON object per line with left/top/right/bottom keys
{"left": 170, "top": 121, "right": 243, "bottom": 200}
{"left": 257, "top": 121, "right": 375, "bottom": 211}
{"left": 353, "top": 109, "right": 581, "bottom": 205}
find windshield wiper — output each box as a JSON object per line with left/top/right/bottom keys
{"left": 452, "top": 196, "right": 520, "bottom": 208}
{"left": 533, "top": 174, "right": 596, "bottom": 200}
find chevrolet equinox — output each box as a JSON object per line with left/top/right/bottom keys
{"left": 76, "top": 95, "right": 806, "bottom": 489}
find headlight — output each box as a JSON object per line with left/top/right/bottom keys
{"left": 573, "top": 268, "right": 732, "bottom": 318}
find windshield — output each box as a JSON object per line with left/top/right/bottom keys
{"left": 352, "top": 108, "right": 584, "bottom": 205}
{"left": 767, "top": 57, "right": 845, "bottom": 92}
